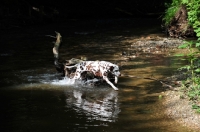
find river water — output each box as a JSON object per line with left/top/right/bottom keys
{"left": 0, "top": 18, "right": 192, "bottom": 132}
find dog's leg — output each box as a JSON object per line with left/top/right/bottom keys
{"left": 69, "top": 71, "right": 82, "bottom": 84}
{"left": 115, "top": 76, "right": 118, "bottom": 84}
{"left": 103, "top": 76, "right": 118, "bottom": 90}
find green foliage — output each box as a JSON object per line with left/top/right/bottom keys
{"left": 164, "top": 0, "right": 200, "bottom": 112}
{"left": 192, "top": 104, "right": 200, "bottom": 113}
{"left": 163, "top": 0, "right": 181, "bottom": 25}
{"left": 163, "top": 0, "right": 200, "bottom": 29}
{"left": 178, "top": 40, "right": 200, "bottom": 112}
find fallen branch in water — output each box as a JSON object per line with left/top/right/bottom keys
{"left": 47, "top": 31, "right": 87, "bottom": 76}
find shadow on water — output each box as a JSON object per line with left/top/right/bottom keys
{"left": 0, "top": 18, "right": 192, "bottom": 132}
{"left": 0, "top": 84, "right": 120, "bottom": 132}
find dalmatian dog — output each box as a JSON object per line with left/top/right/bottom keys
{"left": 65, "top": 61, "right": 121, "bottom": 90}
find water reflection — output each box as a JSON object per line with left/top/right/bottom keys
{"left": 64, "top": 89, "right": 120, "bottom": 122}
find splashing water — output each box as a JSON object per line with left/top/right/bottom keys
{"left": 51, "top": 76, "right": 101, "bottom": 88}
{"left": 51, "top": 77, "right": 75, "bottom": 85}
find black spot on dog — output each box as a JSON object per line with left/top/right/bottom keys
{"left": 109, "top": 66, "right": 114, "bottom": 71}
{"left": 103, "top": 72, "right": 108, "bottom": 76}
{"left": 80, "top": 66, "right": 84, "bottom": 70}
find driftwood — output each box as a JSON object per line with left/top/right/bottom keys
{"left": 52, "top": 31, "right": 85, "bottom": 65}
{"left": 50, "top": 31, "right": 84, "bottom": 75}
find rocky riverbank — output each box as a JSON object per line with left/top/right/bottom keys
{"left": 122, "top": 36, "right": 200, "bottom": 131}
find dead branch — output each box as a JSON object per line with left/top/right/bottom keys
{"left": 53, "top": 31, "right": 62, "bottom": 59}
{"left": 49, "top": 31, "right": 87, "bottom": 75}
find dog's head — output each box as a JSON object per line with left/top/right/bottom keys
{"left": 108, "top": 65, "right": 120, "bottom": 84}
{"left": 109, "top": 65, "right": 121, "bottom": 77}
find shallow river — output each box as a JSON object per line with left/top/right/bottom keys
{"left": 0, "top": 18, "right": 192, "bottom": 132}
